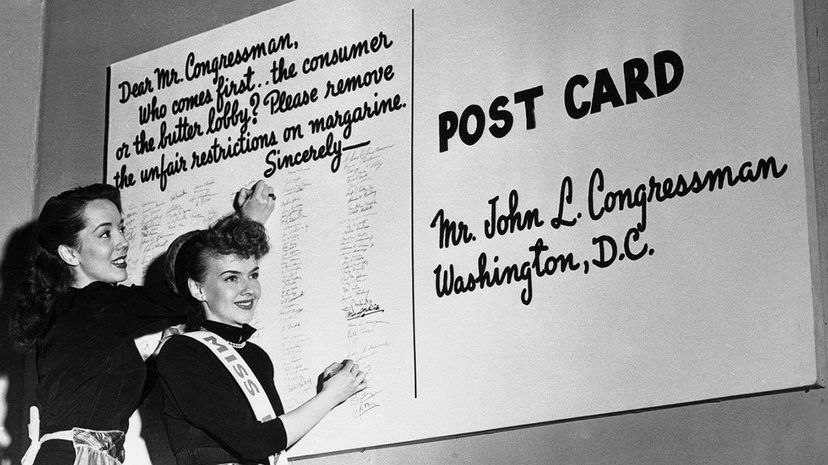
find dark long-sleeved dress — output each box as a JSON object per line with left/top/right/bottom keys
{"left": 32, "top": 281, "right": 188, "bottom": 465}
{"left": 156, "top": 320, "right": 287, "bottom": 465}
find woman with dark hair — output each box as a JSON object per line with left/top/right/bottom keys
{"left": 156, "top": 215, "right": 366, "bottom": 465}
{"left": 11, "top": 181, "right": 275, "bottom": 465}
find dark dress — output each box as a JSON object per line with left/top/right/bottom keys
{"left": 156, "top": 320, "right": 287, "bottom": 465}
{"left": 33, "top": 281, "right": 188, "bottom": 465}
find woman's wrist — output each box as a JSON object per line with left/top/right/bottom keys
{"left": 314, "top": 388, "right": 341, "bottom": 411}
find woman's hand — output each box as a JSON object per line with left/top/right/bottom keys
{"left": 319, "top": 359, "right": 367, "bottom": 405}
{"left": 321, "top": 361, "right": 344, "bottom": 379}
{"left": 235, "top": 180, "right": 275, "bottom": 224}
{"left": 150, "top": 324, "right": 185, "bottom": 357}
{"left": 279, "top": 359, "right": 368, "bottom": 447}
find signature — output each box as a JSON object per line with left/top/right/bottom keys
{"left": 344, "top": 301, "right": 384, "bottom": 320}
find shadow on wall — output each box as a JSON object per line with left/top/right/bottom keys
{"left": 0, "top": 222, "right": 36, "bottom": 465}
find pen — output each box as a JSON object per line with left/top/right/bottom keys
{"left": 233, "top": 190, "right": 276, "bottom": 200}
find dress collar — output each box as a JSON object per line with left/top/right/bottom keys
{"left": 202, "top": 320, "right": 256, "bottom": 344}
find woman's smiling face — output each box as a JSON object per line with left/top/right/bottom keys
{"left": 190, "top": 254, "right": 261, "bottom": 327}
{"left": 68, "top": 199, "right": 129, "bottom": 287}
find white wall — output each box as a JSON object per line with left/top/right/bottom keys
{"left": 0, "top": 0, "right": 44, "bottom": 463}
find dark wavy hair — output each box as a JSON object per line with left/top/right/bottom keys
{"left": 165, "top": 214, "right": 269, "bottom": 329}
{"left": 10, "top": 184, "right": 122, "bottom": 351}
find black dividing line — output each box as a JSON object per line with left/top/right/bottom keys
{"left": 103, "top": 66, "right": 111, "bottom": 184}
{"left": 410, "top": 7, "right": 418, "bottom": 399}
{"left": 342, "top": 140, "right": 371, "bottom": 152}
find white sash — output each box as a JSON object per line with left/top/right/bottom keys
{"left": 184, "top": 331, "right": 287, "bottom": 465}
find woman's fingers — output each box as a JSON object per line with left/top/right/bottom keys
{"left": 250, "top": 180, "right": 276, "bottom": 202}
{"left": 238, "top": 180, "right": 276, "bottom": 222}
{"left": 355, "top": 370, "right": 366, "bottom": 384}
{"left": 322, "top": 362, "right": 343, "bottom": 379}
{"left": 322, "top": 358, "right": 368, "bottom": 398}
{"left": 234, "top": 187, "right": 252, "bottom": 210}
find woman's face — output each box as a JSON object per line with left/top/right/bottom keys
{"left": 66, "top": 199, "right": 129, "bottom": 287}
{"left": 191, "top": 254, "right": 261, "bottom": 327}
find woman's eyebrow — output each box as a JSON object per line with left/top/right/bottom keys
{"left": 92, "top": 222, "right": 113, "bottom": 232}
